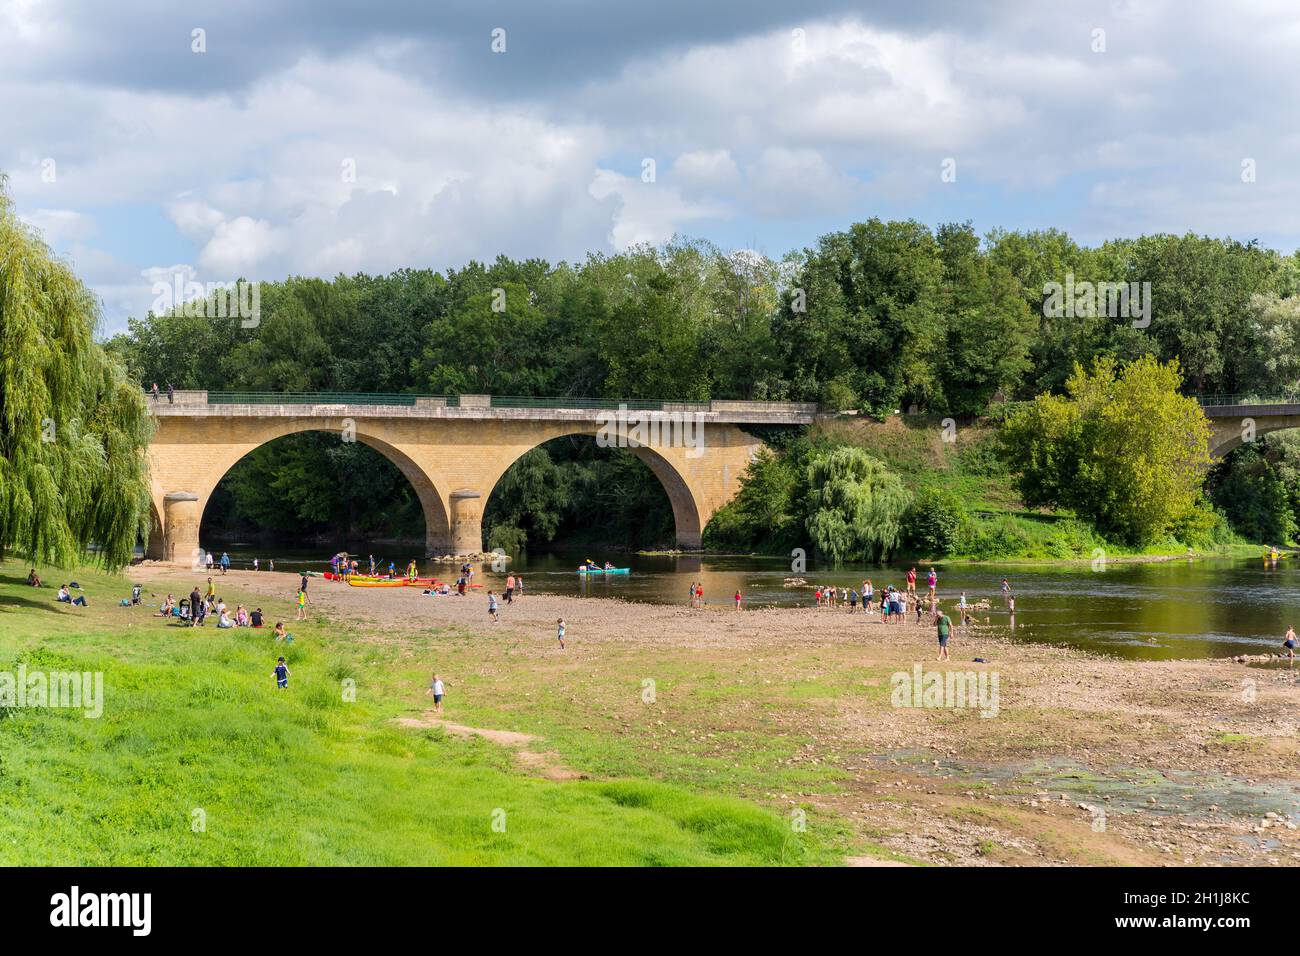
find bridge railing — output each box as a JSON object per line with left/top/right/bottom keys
{"left": 1195, "top": 393, "right": 1300, "bottom": 407}
{"left": 204, "top": 391, "right": 461, "bottom": 407}
{"left": 487, "top": 395, "right": 708, "bottom": 411}
{"left": 154, "top": 390, "right": 780, "bottom": 412}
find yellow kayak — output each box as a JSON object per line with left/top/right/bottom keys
{"left": 347, "top": 579, "right": 407, "bottom": 588}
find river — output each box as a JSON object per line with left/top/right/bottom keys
{"left": 188, "top": 546, "right": 1300, "bottom": 662}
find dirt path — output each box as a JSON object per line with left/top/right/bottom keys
{"left": 394, "top": 712, "right": 583, "bottom": 781}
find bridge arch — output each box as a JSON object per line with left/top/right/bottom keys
{"left": 150, "top": 418, "right": 452, "bottom": 562}
{"left": 1206, "top": 410, "right": 1300, "bottom": 458}
{"left": 481, "top": 430, "right": 704, "bottom": 551}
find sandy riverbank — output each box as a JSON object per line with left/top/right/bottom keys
{"left": 136, "top": 562, "right": 1300, "bottom": 866}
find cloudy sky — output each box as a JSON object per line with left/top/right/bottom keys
{"left": 3, "top": 0, "right": 1297, "bottom": 332}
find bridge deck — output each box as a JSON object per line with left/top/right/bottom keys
{"left": 145, "top": 391, "right": 819, "bottom": 425}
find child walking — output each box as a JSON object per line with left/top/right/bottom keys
{"left": 556, "top": 617, "right": 566, "bottom": 649}
{"left": 427, "top": 673, "right": 447, "bottom": 713}
{"left": 273, "top": 656, "right": 290, "bottom": 689}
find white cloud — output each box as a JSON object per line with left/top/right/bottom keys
{"left": 17, "top": 207, "right": 96, "bottom": 244}
{"left": 6, "top": 1, "right": 1300, "bottom": 333}
{"left": 587, "top": 169, "right": 729, "bottom": 248}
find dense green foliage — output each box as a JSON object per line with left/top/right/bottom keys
{"left": 804, "top": 447, "right": 911, "bottom": 563}
{"left": 104, "top": 217, "right": 1300, "bottom": 551}
{"left": 1207, "top": 432, "right": 1300, "bottom": 546}
{"left": 0, "top": 180, "right": 151, "bottom": 568}
{"left": 999, "top": 356, "right": 1211, "bottom": 545}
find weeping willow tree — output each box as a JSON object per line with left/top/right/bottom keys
{"left": 805, "top": 446, "right": 911, "bottom": 563}
{"left": 0, "top": 177, "right": 152, "bottom": 569}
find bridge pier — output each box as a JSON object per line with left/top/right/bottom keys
{"left": 449, "top": 489, "right": 484, "bottom": 555}
{"left": 162, "top": 492, "right": 201, "bottom": 565}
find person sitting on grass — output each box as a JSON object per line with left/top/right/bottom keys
{"left": 26, "top": 569, "right": 41, "bottom": 587}
{"left": 131, "top": 584, "right": 142, "bottom": 605}
{"left": 273, "top": 621, "right": 287, "bottom": 642}
{"left": 57, "top": 585, "right": 87, "bottom": 607}
{"left": 250, "top": 607, "right": 264, "bottom": 628}
{"left": 157, "top": 594, "right": 175, "bottom": 616}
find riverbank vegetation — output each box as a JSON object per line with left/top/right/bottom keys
{"left": 708, "top": 357, "right": 1240, "bottom": 562}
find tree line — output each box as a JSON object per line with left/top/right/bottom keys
{"left": 103, "top": 219, "right": 1300, "bottom": 550}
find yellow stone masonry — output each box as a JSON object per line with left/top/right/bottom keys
{"left": 142, "top": 396, "right": 813, "bottom": 563}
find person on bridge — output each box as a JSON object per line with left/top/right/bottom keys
{"left": 150, "top": 382, "right": 159, "bottom": 402}
{"left": 166, "top": 383, "right": 174, "bottom": 404}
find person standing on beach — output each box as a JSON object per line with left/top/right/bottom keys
{"left": 556, "top": 618, "right": 566, "bottom": 650}
{"left": 427, "top": 673, "right": 446, "bottom": 712}
{"left": 487, "top": 591, "right": 500, "bottom": 622}
{"left": 734, "top": 589, "right": 742, "bottom": 610}
{"left": 695, "top": 582, "right": 703, "bottom": 608}
{"left": 958, "top": 592, "right": 970, "bottom": 625}
{"left": 907, "top": 567, "right": 917, "bottom": 596}
{"left": 936, "top": 609, "right": 952, "bottom": 661}
{"left": 689, "top": 581, "right": 697, "bottom": 608}
{"left": 220, "top": 552, "right": 230, "bottom": 575}
{"left": 927, "top": 567, "right": 937, "bottom": 595}
{"left": 504, "top": 574, "right": 516, "bottom": 604}
{"left": 1285, "top": 625, "right": 1296, "bottom": 660}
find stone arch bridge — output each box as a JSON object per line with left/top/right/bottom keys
{"left": 1201, "top": 398, "right": 1300, "bottom": 457}
{"left": 144, "top": 392, "right": 817, "bottom": 563}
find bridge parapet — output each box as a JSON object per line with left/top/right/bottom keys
{"left": 144, "top": 392, "right": 818, "bottom": 425}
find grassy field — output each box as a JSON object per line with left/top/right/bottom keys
{"left": 0, "top": 561, "right": 849, "bottom": 866}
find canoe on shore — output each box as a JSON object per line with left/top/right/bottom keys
{"left": 347, "top": 579, "right": 407, "bottom": 588}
